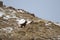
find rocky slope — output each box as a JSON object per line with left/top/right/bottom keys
{"left": 0, "top": 3, "right": 60, "bottom": 40}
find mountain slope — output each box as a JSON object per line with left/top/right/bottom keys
{"left": 0, "top": 2, "right": 60, "bottom": 40}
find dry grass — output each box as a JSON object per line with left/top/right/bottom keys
{"left": 0, "top": 5, "right": 60, "bottom": 40}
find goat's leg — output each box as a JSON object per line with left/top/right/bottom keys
{"left": 20, "top": 24, "right": 23, "bottom": 28}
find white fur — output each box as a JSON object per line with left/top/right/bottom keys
{"left": 16, "top": 19, "right": 26, "bottom": 24}
{"left": 26, "top": 19, "right": 32, "bottom": 24}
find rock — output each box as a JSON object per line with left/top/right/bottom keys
{"left": 30, "top": 13, "right": 35, "bottom": 17}
{"left": 0, "top": 12, "right": 4, "bottom": 17}
{"left": 17, "top": 9, "right": 24, "bottom": 13}
{"left": 7, "top": 6, "right": 16, "bottom": 10}
{"left": 1, "top": 27, "right": 13, "bottom": 33}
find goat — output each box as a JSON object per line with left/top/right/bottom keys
{"left": 16, "top": 19, "right": 27, "bottom": 28}
{"left": 20, "top": 21, "right": 27, "bottom": 28}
